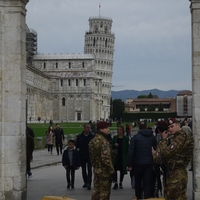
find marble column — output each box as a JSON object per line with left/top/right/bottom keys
{"left": 0, "top": 0, "right": 28, "bottom": 199}
{"left": 190, "top": 0, "right": 200, "bottom": 199}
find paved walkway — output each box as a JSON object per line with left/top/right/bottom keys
{"left": 31, "top": 148, "right": 62, "bottom": 169}
{"left": 30, "top": 149, "right": 193, "bottom": 200}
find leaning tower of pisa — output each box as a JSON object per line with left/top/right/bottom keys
{"left": 84, "top": 16, "right": 115, "bottom": 120}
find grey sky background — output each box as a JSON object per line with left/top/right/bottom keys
{"left": 26, "top": 0, "right": 192, "bottom": 91}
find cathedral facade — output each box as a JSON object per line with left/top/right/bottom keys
{"left": 26, "top": 16, "right": 115, "bottom": 122}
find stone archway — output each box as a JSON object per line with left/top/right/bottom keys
{"left": 0, "top": 0, "right": 28, "bottom": 200}
{"left": 190, "top": 0, "right": 200, "bottom": 199}
{"left": 0, "top": 0, "right": 200, "bottom": 199}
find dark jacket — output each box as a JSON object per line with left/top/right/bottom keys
{"left": 127, "top": 129, "right": 157, "bottom": 167}
{"left": 62, "top": 148, "right": 81, "bottom": 169}
{"left": 27, "top": 126, "right": 35, "bottom": 138}
{"left": 75, "top": 131, "right": 94, "bottom": 159}
{"left": 54, "top": 127, "right": 64, "bottom": 142}
{"left": 112, "top": 135, "right": 129, "bottom": 174}
{"left": 26, "top": 131, "right": 34, "bottom": 161}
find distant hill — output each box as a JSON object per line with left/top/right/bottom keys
{"left": 111, "top": 89, "right": 181, "bottom": 101}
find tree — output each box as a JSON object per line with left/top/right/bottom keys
{"left": 137, "top": 93, "right": 158, "bottom": 99}
{"left": 158, "top": 103, "right": 164, "bottom": 111}
{"left": 147, "top": 105, "right": 155, "bottom": 111}
{"left": 110, "top": 97, "right": 113, "bottom": 118}
{"left": 112, "top": 99, "right": 124, "bottom": 120}
{"left": 147, "top": 92, "right": 154, "bottom": 98}
{"left": 137, "top": 95, "right": 148, "bottom": 99}
{"left": 140, "top": 105, "right": 145, "bottom": 112}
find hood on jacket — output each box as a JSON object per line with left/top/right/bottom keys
{"left": 138, "top": 129, "right": 153, "bottom": 137}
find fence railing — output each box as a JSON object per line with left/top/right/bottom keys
{"left": 34, "top": 129, "right": 152, "bottom": 149}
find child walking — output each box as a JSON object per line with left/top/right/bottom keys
{"left": 62, "top": 139, "right": 81, "bottom": 189}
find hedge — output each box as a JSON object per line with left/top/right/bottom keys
{"left": 122, "top": 112, "right": 177, "bottom": 122}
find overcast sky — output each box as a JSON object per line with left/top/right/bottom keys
{"left": 26, "top": 0, "right": 192, "bottom": 91}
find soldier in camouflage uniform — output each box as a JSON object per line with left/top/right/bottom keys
{"left": 153, "top": 120, "right": 169, "bottom": 196}
{"left": 152, "top": 118, "right": 194, "bottom": 200}
{"left": 89, "top": 121, "right": 115, "bottom": 200}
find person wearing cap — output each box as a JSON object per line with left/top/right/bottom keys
{"left": 127, "top": 122, "right": 157, "bottom": 199}
{"left": 89, "top": 121, "right": 115, "bottom": 200}
{"left": 152, "top": 118, "right": 194, "bottom": 200}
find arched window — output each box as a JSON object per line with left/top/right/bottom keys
{"left": 105, "top": 38, "right": 107, "bottom": 47}
{"left": 93, "top": 38, "right": 96, "bottom": 46}
{"left": 62, "top": 98, "right": 66, "bottom": 106}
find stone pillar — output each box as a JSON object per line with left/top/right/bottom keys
{"left": 190, "top": 0, "right": 200, "bottom": 199}
{"left": 0, "top": 0, "right": 28, "bottom": 200}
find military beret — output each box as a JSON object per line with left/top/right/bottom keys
{"left": 97, "top": 121, "right": 109, "bottom": 129}
{"left": 167, "top": 118, "right": 177, "bottom": 126}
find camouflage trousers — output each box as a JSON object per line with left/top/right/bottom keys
{"left": 91, "top": 172, "right": 111, "bottom": 200}
{"left": 165, "top": 167, "right": 188, "bottom": 200}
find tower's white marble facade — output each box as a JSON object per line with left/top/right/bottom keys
{"left": 84, "top": 16, "right": 115, "bottom": 120}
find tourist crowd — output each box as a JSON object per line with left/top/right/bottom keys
{"left": 62, "top": 118, "right": 193, "bottom": 200}
{"left": 27, "top": 118, "right": 193, "bottom": 200}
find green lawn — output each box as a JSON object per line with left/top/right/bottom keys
{"left": 28, "top": 121, "right": 155, "bottom": 138}
{"left": 28, "top": 122, "right": 119, "bottom": 138}
{"left": 28, "top": 121, "right": 154, "bottom": 149}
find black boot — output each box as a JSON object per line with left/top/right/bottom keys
{"left": 67, "top": 183, "right": 70, "bottom": 189}
{"left": 119, "top": 182, "right": 123, "bottom": 189}
{"left": 113, "top": 182, "right": 118, "bottom": 189}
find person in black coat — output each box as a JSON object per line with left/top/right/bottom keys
{"left": 27, "top": 126, "right": 34, "bottom": 161}
{"left": 62, "top": 139, "right": 81, "bottom": 189}
{"left": 54, "top": 123, "right": 64, "bottom": 155}
{"left": 127, "top": 122, "right": 157, "bottom": 199}
{"left": 75, "top": 123, "right": 94, "bottom": 190}
{"left": 26, "top": 127, "right": 34, "bottom": 178}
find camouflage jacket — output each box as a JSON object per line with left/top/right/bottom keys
{"left": 153, "top": 129, "right": 194, "bottom": 169}
{"left": 89, "top": 131, "right": 115, "bottom": 177}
